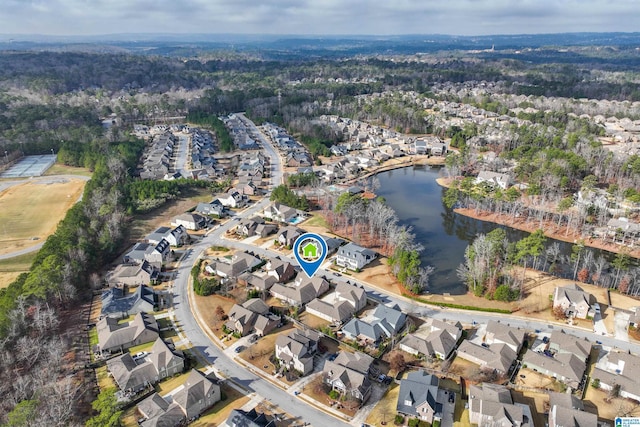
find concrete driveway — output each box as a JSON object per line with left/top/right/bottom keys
{"left": 614, "top": 310, "right": 630, "bottom": 342}
{"left": 593, "top": 311, "right": 608, "bottom": 336}
{"left": 438, "top": 389, "right": 455, "bottom": 427}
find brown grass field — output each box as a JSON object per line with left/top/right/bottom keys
{"left": 0, "top": 178, "right": 86, "bottom": 256}
{"left": 0, "top": 251, "right": 37, "bottom": 288}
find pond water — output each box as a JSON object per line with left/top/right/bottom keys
{"left": 375, "top": 165, "right": 611, "bottom": 295}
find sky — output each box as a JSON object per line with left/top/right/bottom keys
{"left": 2, "top": 0, "right": 639, "bottom": 37}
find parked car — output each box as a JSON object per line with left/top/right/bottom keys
{"left": 235, "top": 346, "right": 245, "bottom": 353}
{"left": 248, "top": 334, "right": 258, "bottom": 343}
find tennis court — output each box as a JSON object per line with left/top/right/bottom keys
{"left": 1, "top": 155, "right": 57, "bottom": 178}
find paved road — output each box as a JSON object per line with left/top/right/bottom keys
{"left": 175, "top": 133, "right": 190, "bottom": 177}
{"left": 170, "top": 120, "right": 352, "bottom": 426}
{"left": 171, "top": 115, "right": 640, "bottom": 426}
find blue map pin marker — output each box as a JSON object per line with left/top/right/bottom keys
{"left": 293, "top": 233, "right": 328, "bottom": 278}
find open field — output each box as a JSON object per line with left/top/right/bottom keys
{"left": 0, "top": 177, "right": 86, "bottom": 256}
{"left": 43, "top": 163, "right": 93, "bottom": 177}
{"left": 0, "top": 251, "right": 37, "bottom": 288}
{"left": 239, "top": 324, "right": 296, "bottom": 383}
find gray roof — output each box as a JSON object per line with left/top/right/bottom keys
{"left": 97, "top": 312, "right": 158, "bottom": 352}
{"left": 372, "top": 304, "right": 407, "bottom": 334}
{"left": 549, "top": 330, "right": 591, "bottom": 359}
{"left": 223, "top": 409, "right": 276, "bottom": 427}
{"left": 337, "top": 242, "right": 376, "bottom": 264}
{"left": 108, "top": 338, "right": 184, "bottom": 392}
{"left": 457, "top": 341, "right": 517, "bottom": 373}
{"left": 172, "top": 369, "right": 220, "bottom": 417}
{"left": 522, "top": 351, "right": 586, "bottom": 385}
{"left": 400, "top": 329, "right": 457, "bottom": 359}
{"left": 101, "top": 285, "right": 156, "bottom": 318}
{"left": 548, "top": 391, "right": 597, "bottom": 427}
{"left": 486, "top": 320, "right": 526, "bottom": 351}
{"left": 396, "top": 370, "right": 441, "bottom": 417}
{"left": 554, "top": 283, "right": 596, "bottom": 307}
{"left": 469, "top": 383, "right": 530, "bottom": 427}
{"left": 306, "top": 299, "right": 355, "bottom": 323}
{"left": 270, "top": 277, "right": 329, "bottom": 305}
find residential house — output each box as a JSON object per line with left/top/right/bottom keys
{"left": 269, "top": 277, "right": 329, "bottom": 306}
{"left": 195, "top": 200, "right": 225, "bottom": 217}
{"left": 235, "top": 217, "right": 265, "bottom": 237}
{"left": 222, "top": 409, "right": 276, "bottom": 427}
{"left": 138, "top": 369, "right": 221, "bottom": 427}
{"left": 205, "top": 252, "right": 262, "bottom": 279}
{"left": 263, "top": 203, "right": 304, "bottom": 224}
{"left": 124, "top": 239, "right": 171, "bottom": 269}
{"left": 266, "top": 258, "right": 297, "bottom": 283}
{"left": 305, "top": 282, "right": 367, "bottom": 324}
{"left": 457, "top": 341, "right": 518, "bottom": 374}
{"left": 218, "top": 190, "right": 248, "bottom": 208}
{"left": 323, "top": 235, "right": 346, "bottom": 255}
{"left": 399, "top": 319, "right": 462, "bottom": 360}
{"left": 342, "top": 304, "right": 407, "bottom": 344}
{"left": 172, "top": 213, "right": 207, "bottom": 231}
{"left": 592, "top": 351, "right": 640, "bottom": 402}
{"left": 107, "top": 338, "right": 185, "bottom": 392}
{"left": 468, "top": 383, "right": 533, "bottom": 427}
{"left": 522, "top": 351, "right": 587, "bottom": 389}
{"left": 323, "top": 351, "right": 373, "bottom": 403}
{"left": 475, "top": 171, "right": 512, "bottom": 190}
{"left": 235, "top": 182, "right": 258, "bottom": 196}
{"left": 277, "top": 226, "right": 305, "bottom": 247}
{"left": 553, "top": 284, "right": 596, "bottom": 319}
{"left": 106, "top": 261, "right": 159, "bottom": 287}
{"left": 548, "top": 392, "right": 597, "bottom": 427}
{"left": 548, "top": 330, "right": 591, "bottom": 361}
{"left": 275, "top": 329, "right": 320, "bottom": 375}
{"left": 396, "top": 370, "right": 443, "bottom": 424}
{"left": 146, "top": 225, "right": 189, "bottom": 247}
{"left": 97, "top": 312, "right": 159, "bottom": 353}
{"left": 607, "top": 218, "right": 640, "bottom": 243}
{"left": 101, "top": 285, "right": 156, "bottom": 319}
{"left": 485, "top": 321, "right": 526, "bottom": 353}
{"left": 226, "top": 298, "right": 280, "bottom": 337}
{"left": 336, "top": 242, "right": 377, "bottom": 270}
{"left": 240, "top": 273, "right": 277, "bottom": 292}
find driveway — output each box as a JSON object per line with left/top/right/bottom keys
{"left": 351, "top": 383, "right": 388, "bottom": 427}
{"left": 614, "top": 310, "right": 630, "bottom": 342}
{"left": 438, "top": 389, "right": 455, "bottom": 427}
{"left": 593, "top": 311, "right": 608, "bottom": 336}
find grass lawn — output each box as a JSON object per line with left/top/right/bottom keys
{"left": 128, "top": 341, "right": 155, "bottom": 355}
{"left": 239, "top": 324, "right": 295, "bottom": 383}
{"left": 453, "top": 398, "right": 471, "bottom": 427}
{"left": 0, "top": 178, "right": 86, "bottom": 256}
{"left": 190, "top": 383, "right": 250, "bottom": 427}
{"left": 96, "top": 366, "right": 116, "bottom": 391}
{"left": 365, "top": 382, "right": 400, "bottom": 426}
{"left": 193, "top": 293, "right": 238, "bottom": 338}
{"left": 155, "top": 371, "right": 191, "bottom": 394}
{"left": 303, "top": 212, "right": 330, "bottom": 230}
{"left": 298, "top": 311, "right": 331, "bottom": 330}
{"left": 0, "top": 251, "right": 37, "bottom": 288}
{"left": 88, "top": 327, "right": 98, "bottom": 347}
{"left": 515, "top": 368, "right": 566, "bottom": 392}
{"left": 44, "top": 163, "right": 93, "bottom": 177}
{"left": 121, "top": 407, "right": 139, "bottom": 427}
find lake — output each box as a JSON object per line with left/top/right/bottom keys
{"left": 375, "top": 165, "right": 599, "bottom": 295}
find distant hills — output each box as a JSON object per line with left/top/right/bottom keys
{"left": 1, "top": 32, "right": 639, "bottom": 59}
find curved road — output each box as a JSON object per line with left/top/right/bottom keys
{"left": 171, "top": 116, "right": 639, "bottom": 427}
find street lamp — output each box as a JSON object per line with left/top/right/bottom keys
{"left": 50, "top": 148, "right": 54, "bottom": 156}
{"left": 4, "top": 150, "right": 7, "bottom": 163}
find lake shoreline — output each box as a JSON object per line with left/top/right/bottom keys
{"left": 434, "top": 177, "right": 640, "bottom": 260}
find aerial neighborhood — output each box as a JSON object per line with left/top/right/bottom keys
{"left": 76, "top": 110, "right": 640, "bottom": 427}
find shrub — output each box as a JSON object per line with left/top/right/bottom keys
{"left": 394, "top": 414, "right": 405, "bottom": 425}
{"left": 408, "top": 418, "right": 420, "bottom": 427}
{"left": 328, "top": 390, "right": 340, "bottom": 400}
{"left": 591, "top": 378, "right": 600, "bottom": 389}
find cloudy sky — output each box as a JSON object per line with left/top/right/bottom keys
{"left": 2, "top": 0, "right": 639, "bottom": 36}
